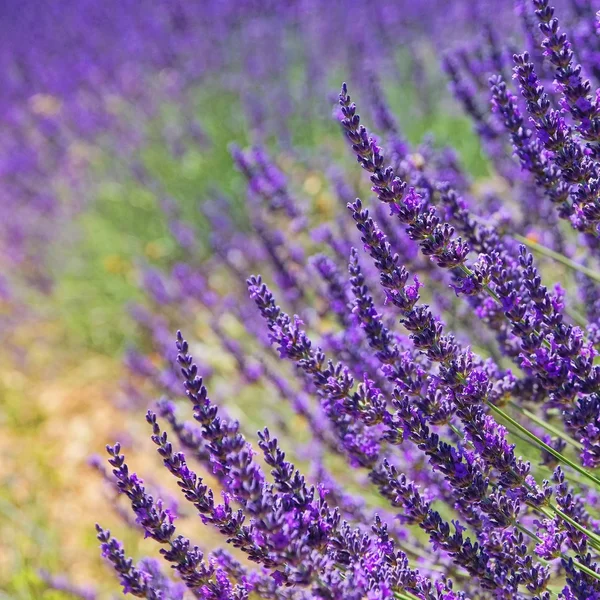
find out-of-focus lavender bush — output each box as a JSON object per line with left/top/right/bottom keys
{"left": 2, "top": 0, "right": 507, "bottom": 298}
{"left": 4, "top": 0, "right": 508, "bottom": 355}
{"left": 7, "top": 0, "right": 600, "bottom": 599}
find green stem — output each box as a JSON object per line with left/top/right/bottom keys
{"left": 489, "top": 404, "right": 600, "bottom": 551}
{"left": 440, "top": 403, "right": 600, "bottom": 553}
{"left": 537, "top": 463, "right": 595, "bottom": 491}
{"left": 566, "top": 307, "right": 588, "bottom": 328}
{"left": 515, "top": 522, "right": 600, "bottom": 584}
{"left": 536, "top": 503, "right": 600, "bottom": 552}
{"left": 449, "top": 423, "right": 463, "bottom": 438}
{"left": 487, "top": 402, "right": 600, "bottom": 489}
{"left": 514, "top": 234, "right": 600, "bottom": 284}
{"left": 508, "top": 401, "right": 583, "bottom": 451}
{"left": 412, "top": 402, "right": 600, "bottom": 575}
{"left": 489, "top": 406, "right": 600, "bottom": 551}
{"left": 485, "top": 419, "right": 600, "bottom": 550}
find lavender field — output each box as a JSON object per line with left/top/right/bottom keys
{"left": 4, "top": 1, "right": 600, "bottom": 599}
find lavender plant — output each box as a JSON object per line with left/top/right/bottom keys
{"left": 12, "top": 0, "right": 600, "bottom": 599}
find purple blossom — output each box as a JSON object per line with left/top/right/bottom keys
{"left": 9, "top": 2, "right": 598, "bottom": 598}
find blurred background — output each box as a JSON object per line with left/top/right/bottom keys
{"left": 0, "top": 0, "right": 588, "bottom": 597}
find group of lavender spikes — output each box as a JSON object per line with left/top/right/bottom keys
{"left": 93, "top": 1, "right": 600, "bottom": 599}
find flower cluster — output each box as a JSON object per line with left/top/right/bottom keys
{"left": 23, "top": 1, "right": 600, "bottom": 599}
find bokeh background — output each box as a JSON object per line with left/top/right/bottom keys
{"left": 0, "top": 1, "right": 588, "bottom": 598}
